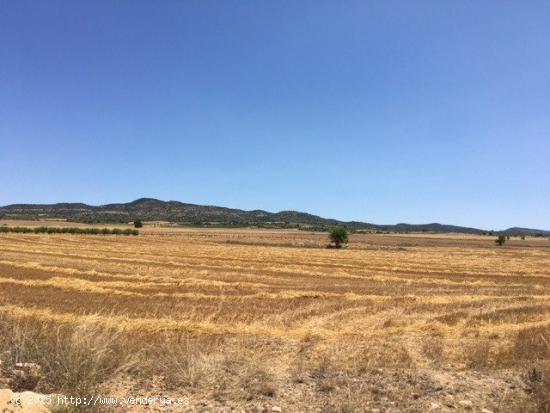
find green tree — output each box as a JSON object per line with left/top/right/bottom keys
{"left": 495, "top": 235, "right": 506, "bottom": 246}
{"left": 133, "top": 220, "right": 143, "bottom": 228}
{"left": 329, "top": 228, "right": 348, "bottom": 249}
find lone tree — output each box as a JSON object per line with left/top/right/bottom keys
{"left": 329, "top": 227, "right": 348, "bottom": 249}
{"left": 495, "top": 235, "right": 506, "bottom": 246}
{"left": 133, "top": 220, "right": 143, "bottom": 228}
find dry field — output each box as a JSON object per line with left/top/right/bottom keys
{"left": 1, "top": 224, "right": 550, "bottom": 412}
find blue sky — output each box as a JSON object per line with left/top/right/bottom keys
{"left": 1, "top": 1, "right": 549, "bottom": 229}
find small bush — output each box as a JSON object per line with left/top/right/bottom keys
{"left": 329, "top": 227, "right": 349, "bottom": 249}
{"left": 526, "top": 363, "right": 550, "bottom": 413}
{"left": 495, "top": 235, "right": 506, "bottom": 246}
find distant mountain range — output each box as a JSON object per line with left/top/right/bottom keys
{"left": 0, "top": 198, "right": 548, "bottom": 236}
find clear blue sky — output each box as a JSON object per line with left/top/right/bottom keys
{"left": 1, "top": 1, "right": 549, "bottom": 229}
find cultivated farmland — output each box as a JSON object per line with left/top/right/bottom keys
{"left": 1, "top": 226, "right": 549, "bottom": 412}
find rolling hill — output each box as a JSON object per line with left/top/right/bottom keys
{"left": 0, "top": 198, "right": 548, "bottom": 235}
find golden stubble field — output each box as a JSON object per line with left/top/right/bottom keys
{"left": 1, "top": 224, "right": 550, "bottom": 412}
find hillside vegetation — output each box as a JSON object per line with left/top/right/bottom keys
{"left": 1, "top": 198, "right": 548, "bottom": 235}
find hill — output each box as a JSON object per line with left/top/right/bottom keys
{"left": 0, "top": 198, "right": 548, "bottom": 235}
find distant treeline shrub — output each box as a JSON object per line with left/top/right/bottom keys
{"left": 0, "top": 226, "right": 138, "bottom": 236}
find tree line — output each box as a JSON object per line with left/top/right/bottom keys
{"left": 0, "top": 226, "right": 139, "bottom": 236}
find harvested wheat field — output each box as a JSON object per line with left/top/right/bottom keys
{"left": 1, "top": 227, "right": 550, "bottom": 412}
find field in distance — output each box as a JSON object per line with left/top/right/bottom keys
{"left": 0, "top": 223, "right": 549, "bottom": 412}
